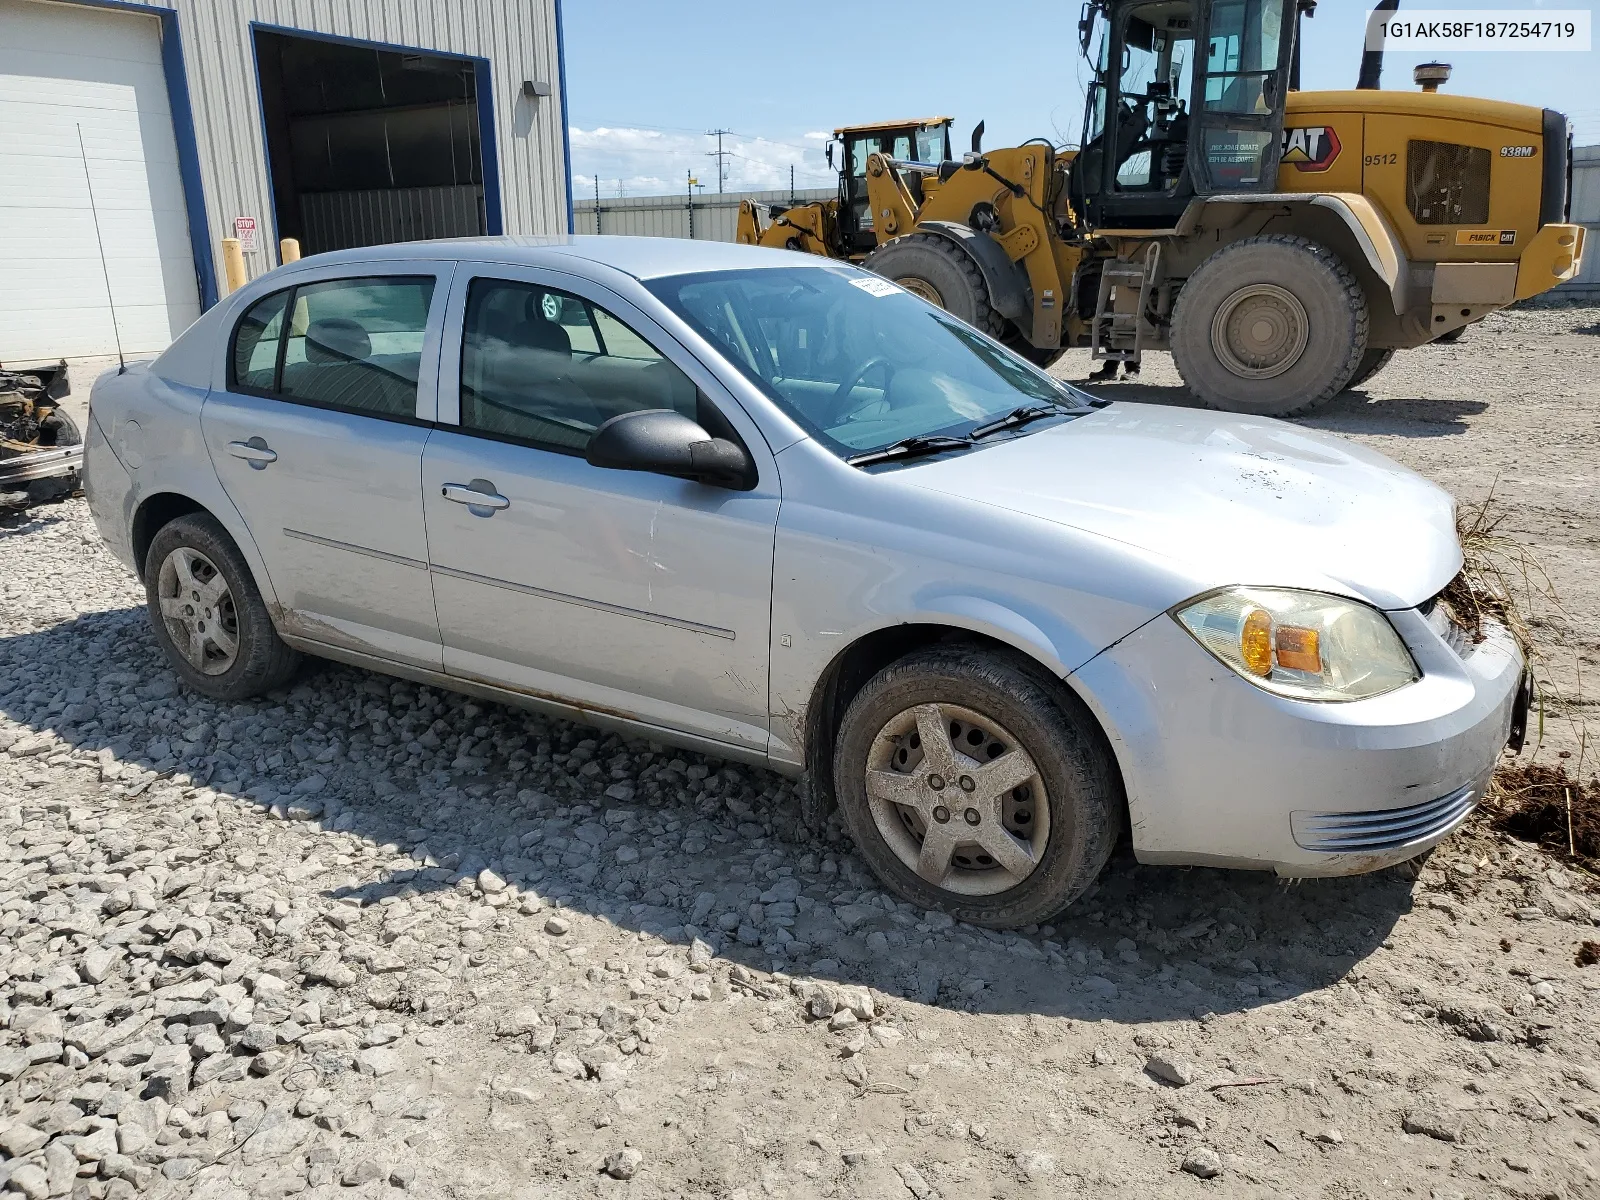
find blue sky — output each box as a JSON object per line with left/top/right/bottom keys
{"left": 562, "top": 0, "right": 1598, "bottom": 197}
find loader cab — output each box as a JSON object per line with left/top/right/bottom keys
{"left": 830, "top": 117, "right": 953, "bottom": 255}
{"left": 1073, "top": 0, "right": 1298, "bottom": 230}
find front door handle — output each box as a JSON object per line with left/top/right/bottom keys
{"left": 441, "top": 480, "right": 510, "bottom": 514}
{"left": 226, "top": 437, "right": 277, "bottom": 469}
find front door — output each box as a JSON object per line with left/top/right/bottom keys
{"left": 1188, "top": 0, "right": 1295, "bottom": 193}
{"left": 420, "top": 265, "right": 780, "bottom": 754}
{"left": 201, "top": 265, "right": 452, "bottom": 669}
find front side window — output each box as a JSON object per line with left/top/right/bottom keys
{"left": 228, "top": 275, "right": 435, "bottom": 420}
{"left": 459, "top": 278, "right": 700, "bottom": 453}
{"left": 646, "top": 265, "right": 1091, "bottom": 459}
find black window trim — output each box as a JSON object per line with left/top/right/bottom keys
{"left": 451, "top": 275, "right": 758, "bottom": 479}
{"left": 225, "top": 273, "right": 438, "bottom": 427}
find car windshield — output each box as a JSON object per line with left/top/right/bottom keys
{"left": 644, "top": 265, "right": 1097, "bottom": 458}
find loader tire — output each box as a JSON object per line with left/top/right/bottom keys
{"left": 1171, "top": 234, "right": 1368, "bottom": 418}
{"left": 865, "top": 233, "right": 1006, "bottom": 339}
{"left": 1347, "top": 347, "right": 1394, "bottom": 390}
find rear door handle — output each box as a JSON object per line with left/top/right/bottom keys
{"left": 226, "top": 438, "right": 277, "bottom": 469}
{"left": 441, "top": 480, "right": 510, "bottom": 513}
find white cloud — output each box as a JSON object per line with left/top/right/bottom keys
{"left": 569, "top": 125, "right": 837, "bottom": 198}
{"left": 803, "top": 131, "right": 829, "bottom": 140}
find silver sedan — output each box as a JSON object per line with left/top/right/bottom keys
{"left": 83, "top": 236, "right": 1526, "bottom": 928}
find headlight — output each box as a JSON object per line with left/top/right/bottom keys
{"left": 1174, "top": 587, "right": 1418, "bottom": 702}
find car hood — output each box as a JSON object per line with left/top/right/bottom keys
{"left": 900, "top": 403, "right": 1460, "bottom": 611}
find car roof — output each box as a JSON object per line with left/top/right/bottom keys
{"left": 288, "top": 235, "right": 826, "bottom": 281}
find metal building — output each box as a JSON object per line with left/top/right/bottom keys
{"left": 573, "top": 188, "right": 835, "bottom": 244}
{"left": 0, "top": 0, "right": 571, "bottom": 370}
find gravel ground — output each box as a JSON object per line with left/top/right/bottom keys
{"left": 2, "top": 304, "right": 1599, "bottom": 1200}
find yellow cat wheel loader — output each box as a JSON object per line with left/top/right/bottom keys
{"left": 736, "top": 0, "right": 1585, "bottom": 416}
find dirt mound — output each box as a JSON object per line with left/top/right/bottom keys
{"left": 1489, "top": 761, "right": 1600, "bottom": 869}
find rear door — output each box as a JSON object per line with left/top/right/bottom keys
{"left": 420, "top": 263, "right": 780, "bottom": 754}
{"left": 1188, "top": 0, "right": 1295, "bottom": 193}
{"left": 201, "top": 263, "right": 452, "bottom": 669}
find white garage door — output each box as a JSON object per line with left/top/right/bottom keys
{"left": 0, "top": 0, "right": 201, "bottom": 365}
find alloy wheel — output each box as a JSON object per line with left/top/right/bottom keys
{"left": 156, "top": 547, "right": 239, "bottom": 676}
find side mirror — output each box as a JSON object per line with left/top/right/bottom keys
{"left": 826, "top": 142, "right": 835, "bottom": 169}
{"left": 586, "top": 409, "right": 755, "bottom": 490}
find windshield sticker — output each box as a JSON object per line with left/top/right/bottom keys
{"left": 851, "top": 276, "right": 902, "bottom": 298}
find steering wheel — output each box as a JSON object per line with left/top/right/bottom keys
{"left": 824, "top": 356, "right": 897, "bottom": 425}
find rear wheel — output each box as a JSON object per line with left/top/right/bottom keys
{"left": 832, "top": 646, "right": 1120, "bottom": 929}
{"left": 1171, "top": 234, "right": 1368, "bottom": 417}
{"left": 865, "top": 233, "right": 1006, "bottom": 339}
{"left": 1347, "top": 347, "right": 1395, "bottom": 390}
{"left": 144, "top": 513, "right": 300, "bottom": 700}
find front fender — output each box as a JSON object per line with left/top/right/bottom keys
{"left": 912, "top": 221, "right": 1035, "bottom": 333}
{"left": 1183, "top": 192, "right": 1409, "bottom": 315}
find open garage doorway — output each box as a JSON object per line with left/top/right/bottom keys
{"left": 253, "top": 29, "right": 500, "bottom": 259}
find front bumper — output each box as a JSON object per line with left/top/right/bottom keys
{"left": 1072, "top": 602, "right": 1523, "bottom": 877}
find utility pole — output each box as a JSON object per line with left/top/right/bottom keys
{"left": 706, "top": 128, "right": 733, "bottom": 193}
{"left": 789, "top": 163, "right": 795, "bottom": 204}
{"left": 593, "top": 175, "right": 601, "bottom": 234}
{"left": 686, "top": 169, "right": 695, "bottom": 239}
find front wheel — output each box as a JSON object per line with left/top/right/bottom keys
{"left": 832, "top": 647, "right": 1121, "bottom": 929}
{"left": 864, "top": 233, "right": 1006, "bottom": 339}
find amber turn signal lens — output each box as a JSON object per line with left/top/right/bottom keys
{"left": 1275, "top": 625, "right": 1321, "bottom": 673}
{"left": 1240, "top": 608, "right": 1273, "bottom": 676}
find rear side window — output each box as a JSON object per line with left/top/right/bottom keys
{"left": 228, "top": 276, "right": 435, "bottom": 419}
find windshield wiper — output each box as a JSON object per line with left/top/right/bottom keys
{"left": 846, "top": 434, "right": 974, "bottom": 467}
{"left": 968, "top": 403, "right": 1074, "bottom": 440}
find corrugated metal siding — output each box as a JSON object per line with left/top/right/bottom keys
{"left": 1561, "top": 145, "right": 1599, "bottom": 297}
{"left": 299, "top": 184, "right": 483, "bottom": 253}
{"left": 573, "top": 189, "right": 836, "bottom": 243}
{"left": 170, "top": 0, "right": 565, "bottom": 287}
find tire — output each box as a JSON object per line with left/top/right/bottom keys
{"left": 1006, "top": 336, "right": 1066, "bottom": 369}
{"left": 832, "top": 646, "right": 1121, "bottom": 929}
{"left": 22, "top": 410, "right": 83, "bottom": 505}
{"left": 865, "top": 233, "right": 1006, "bottom": 339}
{"left": 1171, "top": 234, "right": 1368, "bottom": 417}
{"left": 1346, "top": 347, "right": 1395, "bottom": 390}
{"left": 144, "top": 512, "right": 300, "bottom": 701}
{"left": 39, "top": 409, "right": 81, "bottom": 447}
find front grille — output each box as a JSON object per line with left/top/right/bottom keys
{"left": 1290, "top": 784, "right": 1477, "bottom": 853}
{"left": 1407, "top": 140, "right": 1490, "bottom": 226}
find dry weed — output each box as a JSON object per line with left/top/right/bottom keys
{"left": 1486, "top": 762, "right": 1600, "bottom": 871}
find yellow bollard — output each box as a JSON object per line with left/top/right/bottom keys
{"left": 279, "top": 238, "right": 301, "bottom": 264}
{"left": 221, "top": 238, "right": 247, "bottom": 294}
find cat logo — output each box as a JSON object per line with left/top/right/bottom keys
{"left": 1455, "top": 229, "right": 1517, "bottom": 246}
{"left": 1281, "top": 126, "right": 1341, "bottom": 172}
